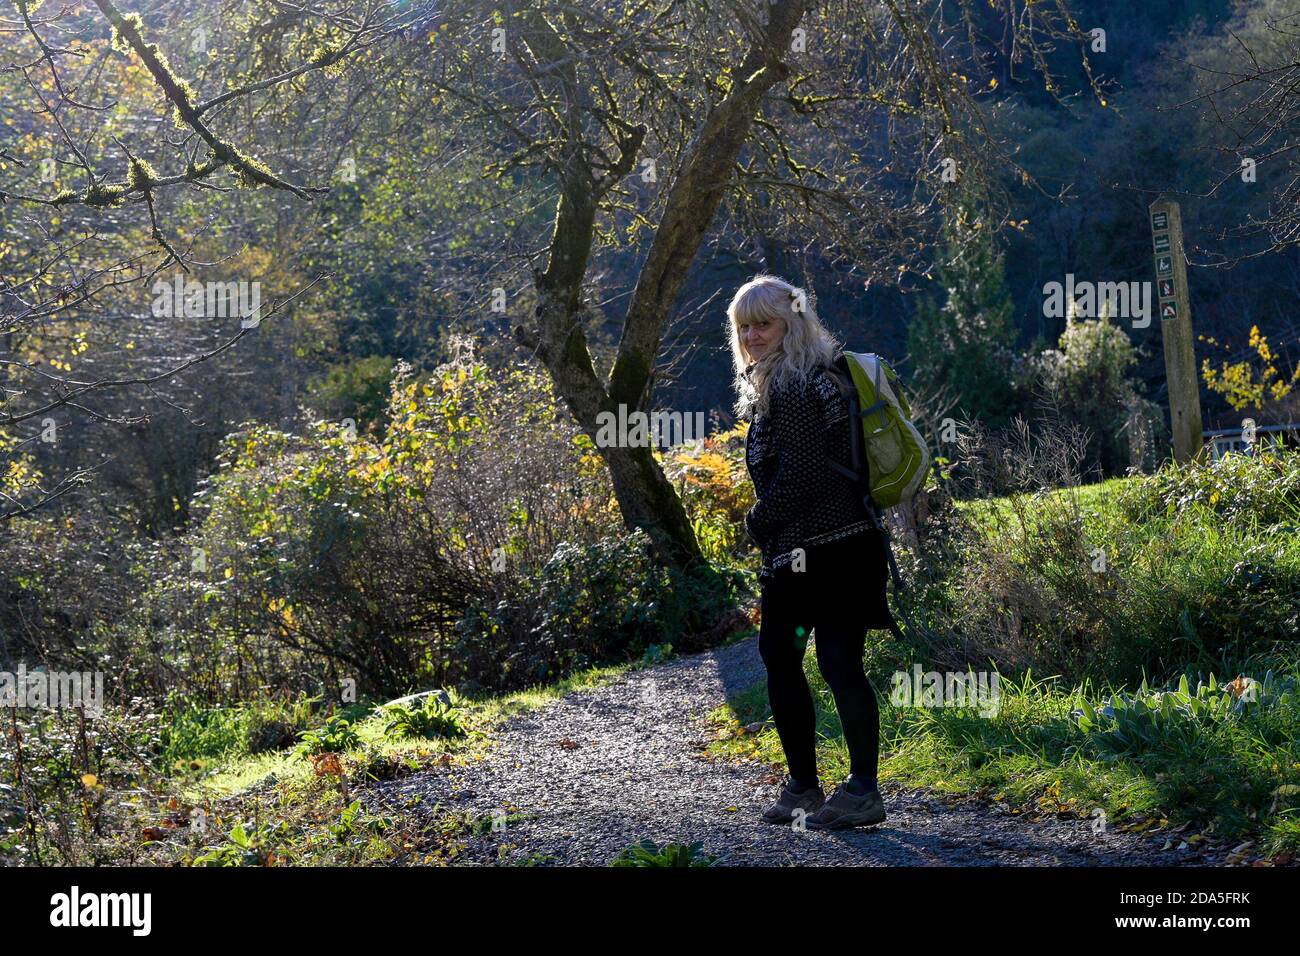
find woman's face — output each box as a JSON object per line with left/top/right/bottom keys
{"left": 738, "top": 313, "right": 786, "bottom": 364}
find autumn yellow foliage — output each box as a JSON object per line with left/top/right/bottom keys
{"left": 1200, "top": 326, "right": 1300, "bottom": 411}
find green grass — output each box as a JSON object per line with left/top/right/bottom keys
{"left": 921, "top": 455, "right": 1300, "bottom": 685}
{"left": 708, "top": 656, "right": 1300, "bottom": 857}
{"left": 708, "top": 453, "right": 1300, "bottom": 860}
{"left": 956, "top": 474, "right": 1133, "bottom": 526}
{"left": 150, "top": 658, "right": 648, "bottom": 865}
{"left": 186, "top": 659, "right": 639, "bottom": 800}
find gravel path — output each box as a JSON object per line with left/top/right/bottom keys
{"left": 363, "top": 635, "right": 1217, "bottom": 866}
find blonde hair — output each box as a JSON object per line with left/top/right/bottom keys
{"left": 727, "top": 274, "right": 840, "bottom": 418}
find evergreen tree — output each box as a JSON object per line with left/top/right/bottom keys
{"left": 907, "top": 203, "right": 1023, "bottom": 430}
{"left": 1034, "top": 297, "right": 1154, "bottom": 478}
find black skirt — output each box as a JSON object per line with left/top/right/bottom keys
{"left": 759, "top": 527, "right": 896, "bottom": 631}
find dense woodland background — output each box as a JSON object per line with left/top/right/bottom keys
{"left": 3, "top": 0, "right": 1297, "bottom": 539}
{"left": 2, "top": 0, "right": 1299, "bottom": 866}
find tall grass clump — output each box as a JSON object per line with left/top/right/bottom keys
{"left": 899, "top": 418, "right": 1299, "bottom": 686}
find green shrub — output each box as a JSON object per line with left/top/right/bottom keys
{"left": 639, "top": 643, "right": 674, "bottom": 666}
{"left": 1117, "top": 445, "right": 1300, "bottom": 527}
{"left": 294, "top": 715, "right": 361, "bottom": 758}
{"left": 304, "top": 355, "right": 398, "bottom": 436}
{"left": 662, "top": 422, "right": 756, "bottom": 566}
{"left": 611, "top": 838, "right": 719, "bottom": 866}
{"left": 1069, "top": 670, "right": 1298, "bottom": 759}
{"left": 107, "top": 355, "right": 622, "bottom": 700}
{"left": 379, "top": 692, "right": 467, "bottom": 741}
{"left": 0, "top": 702, "right": 167, "bottom": 866}
{"left": 192, "top": 820, "right": 291, "bottom": 867}
{"left": 454, "top": 530, "right": 746, "bottom": 691}
{"left": 1032, "top": 303, "right": 1151, "bottom": 478}
{"left": 902, "top": 431, "right": 1300, "bottom": 685}
{"left": 329, "top": 798, "right": 392, "bottom": 846}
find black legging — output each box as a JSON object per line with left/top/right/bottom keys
{"left": 757, "top": 532, "right": 883, "bottom": 786}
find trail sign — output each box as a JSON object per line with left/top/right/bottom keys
{"left": 1149, "top": 198, "right": 1204, "bottom": 463}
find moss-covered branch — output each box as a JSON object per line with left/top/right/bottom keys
{"left": 90, "top": 0, "right": 328, "bottom": 200}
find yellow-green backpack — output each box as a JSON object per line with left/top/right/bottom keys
{"left": 823, "top": 351, "right": 931, "bottom": 510}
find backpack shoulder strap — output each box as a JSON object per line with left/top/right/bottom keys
{"left": 822, "top": 354, "right": 870, "bottom": 493}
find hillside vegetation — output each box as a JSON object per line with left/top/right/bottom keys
{"left": 3, "top": 358, "right": 1296, "bottom": 864}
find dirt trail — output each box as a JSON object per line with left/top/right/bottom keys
{"left": 364, "top": 636, "right": 1211, "bottom": 866}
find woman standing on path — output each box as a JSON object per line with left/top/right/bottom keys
{"left": 729, "top": 274, "right": 895, "bottom": 831}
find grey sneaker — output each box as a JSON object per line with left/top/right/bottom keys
{"left": 805, "top": 783, "right": 885, "bottom": 830}
{"left": 762, "top": 779, "right": 826, "bottom": 823}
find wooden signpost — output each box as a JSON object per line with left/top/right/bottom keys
{"left": 1148, "top": 198, "right": 1204, "bottom": 463}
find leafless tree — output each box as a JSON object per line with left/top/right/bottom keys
{"left": 1, "top": 0, "right": 415, "bottom": 520}
{"left": 420, "top": 0, "right": 1102, "bottom": 569}
{"left": 1160, "top": 1, "right": 1300, "bottom": 265}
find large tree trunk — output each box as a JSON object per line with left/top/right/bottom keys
{"left": 514, "top": 0, "right": 810, "bottom": 573}
{"left": 522, "top": 221, "right": 704, "bottom": 569}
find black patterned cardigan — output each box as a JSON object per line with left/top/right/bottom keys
{"left": 742, "top": 365, "right": 878, "bottom": 575}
